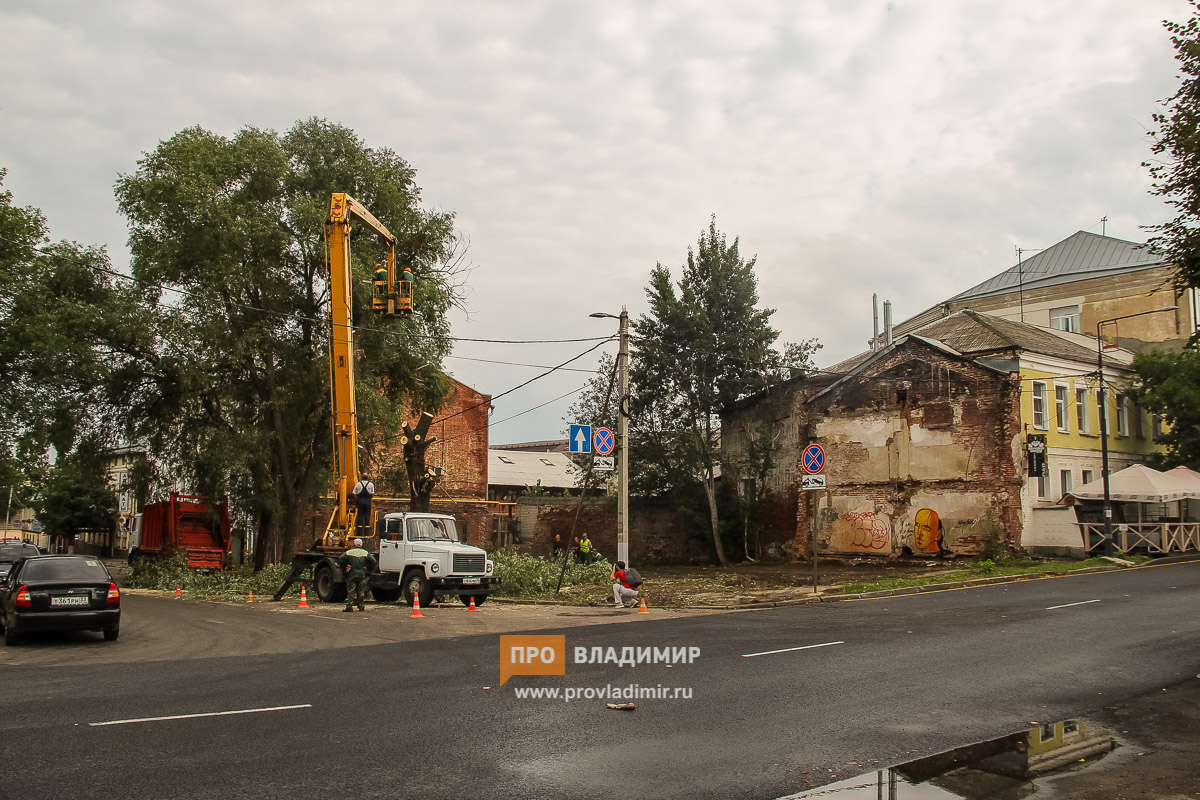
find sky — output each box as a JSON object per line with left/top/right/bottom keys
{"left": 0, "top": 0, "right": 1191, "bottom": 445}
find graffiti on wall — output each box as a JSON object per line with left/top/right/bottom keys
{"left": 913, "top": 508, "right": 949, "bottom": 555}
{"left": 840, "top": 511, "right": 890, "bottom": 551}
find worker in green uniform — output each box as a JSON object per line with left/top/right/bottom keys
{"left": 338, "top": 537, "right": 377, "bottom": 612}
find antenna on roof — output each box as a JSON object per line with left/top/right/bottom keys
{"left": 1014, "top": 246, "right": 1045, "bottom": 324}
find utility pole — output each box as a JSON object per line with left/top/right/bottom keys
{"left": 617, "top": 307, "right": 630, "bottom": 566}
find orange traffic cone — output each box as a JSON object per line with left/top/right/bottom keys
{"left": 410, "top": 593, "right": 424, "bottom": 619}
{"left": 174, "top": 584, "right": 181, "bottom": 597}
{"left": 467, "top": 596, "right": 480, "bottom": 612}
{"left": 247, "top": 590, "right": 254, "bottom": 603}
{"left": 297, "top": 586, "right": 309, "bottom": 609}
{"left": 638, "top": 598, "right": 649, "bottom": 615}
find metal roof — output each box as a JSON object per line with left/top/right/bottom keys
{"left": 488, "top": 449, "right": 581, "bottom": 489}
{"left": 948, "top": 231, "right": 1163, "bottom": 303}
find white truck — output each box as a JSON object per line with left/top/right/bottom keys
{"left": 273, "top": 512, "right": 498, "bottom": 607}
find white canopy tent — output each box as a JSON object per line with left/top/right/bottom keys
{"left": 1064, "top": 463, "right": 1200, "bottom": 503}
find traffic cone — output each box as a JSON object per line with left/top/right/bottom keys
{"left": 638, "top": 598, "right": 649, "bottom": 615}
{"left": 297, "top": 586, "right": 309, "bottom": 609}
{"left": 410, "top": 592, "right": 424, "bottom": 619}
{"left": 467, "top": 596, "right": 480, "bottom": 612}
{"left": 174, "top": 584, "right": 181, "bottom": 597}
{"left": 247, "top": 590, "right": 254, "bottom": 603}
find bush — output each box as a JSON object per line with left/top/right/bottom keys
{"left": 489, "top": 546, "right": 611, "bottom": 598}
{"left": 125, "top": 555, "right": 302, "bottom": 599}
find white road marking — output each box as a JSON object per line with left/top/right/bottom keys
{"left": 742, "top": 641, "right": 844, "bottom": 658}
{"left": 1045, "top": 599, "right": 1101, "bottom": 610}
{"left": 89, "top": 704, "right": 312, "bottom": 727}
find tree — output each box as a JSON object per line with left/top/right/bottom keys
{"left": 629, "top": 217, "right": 818, "bottom": 565}
{"left": 1130, "top": 345, "right": 1200, "bottom": 468}
{"left": 34, "top": 440, "right": 117, "bottom": 547}
{"left": 114, "top": 119, "right": 465, "bottom": 568}
{"left": 1145, "top": 1, "right": 1200, "bottom": 289}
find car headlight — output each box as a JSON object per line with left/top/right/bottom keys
{"left": 430, "top": 562, "right": 440, "bottom": 574}
{"left": 486, "top": 560, "right": 494, "bottom": 574}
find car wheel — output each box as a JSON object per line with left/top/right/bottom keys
{"left": 314, "top": 564, "right": 347, "bottom": 603}
{"left": 4, "top": 624, "right": 19, "bottom": 646}
{"left": 103, "top": 626, "right": 119, "bottom": 642}
{"left": 402, "top": 570, "right": 433, "bottom": 609}
{"left": 459, "top": 594, "right": 488, "bottom": 607}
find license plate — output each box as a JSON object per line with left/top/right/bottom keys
{"left": 51, "top": 595, "right": 90, "bottom": 607}
{"left": 462, "top": 577, "right": 481, "bottom": 585}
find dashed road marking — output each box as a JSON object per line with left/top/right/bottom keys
{"left": 743, "top": 641, "right": 844, "bottom": 658}
{"left": 89, "top": 704, "right": 312, "bottom": 727}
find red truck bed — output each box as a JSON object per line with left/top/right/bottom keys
{"left": 136, "top": 494, "right": 231, "bottom": 569}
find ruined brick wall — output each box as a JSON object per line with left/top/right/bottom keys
{"left": 420, "top": 379, "right": 491, "bottom": 499}
{"left": 794, "top": 342, "right": 1024, "bottom": 559}
{"left": 511, "top": 497, "right": 707, "bottom": 563}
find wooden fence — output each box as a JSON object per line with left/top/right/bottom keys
{"left": 1078, "top": 522, "right": 1200, "bottom": 555}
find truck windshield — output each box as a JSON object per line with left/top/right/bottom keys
{"left": 406, "top": 518, "right": 460, "bottom": 542}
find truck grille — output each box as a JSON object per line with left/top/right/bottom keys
{"left": 453, "top": 553, "right": 486, "bottom": 573}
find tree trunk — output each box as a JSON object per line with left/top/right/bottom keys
{"left": 703, "top": 472, "right": 726, "bottom": 566}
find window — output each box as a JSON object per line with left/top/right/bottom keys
{"left": 1050, "top": 305, "right": 1081, "bottom": 333}
{"left": 1076, "top": 387, "right": 1090, "bottom": 434}
{"left": 1036, "top": 472, "right": 1050, "bottom": 499}
{"left": 1055, "top": 385, "right": 1070, "bottom": 431}
{"left": 1082, "top": 469, "right": 1094, "bottom": 486}
{"left": 539, "top": 458, "right": 554, "bottom": 466}
{"left": 1060, "top": 469, "right": 1073, "bottom": 498}
{"left": 1031, "top": 382, "right": 1048, "bottom": 429}
{"left": 1117, "top": 396, "right": 1129, "bottom": 437}
{"left": 1153, "top": 414, "right": 1163, "bottom": 441}
{"left": 498, "top": 456, "right": 513, "bottom": 464}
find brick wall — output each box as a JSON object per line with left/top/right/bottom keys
{"left": 509, "top": 497, "right": 708, "bottom": 563}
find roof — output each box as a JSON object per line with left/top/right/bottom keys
{"left": 488, "top": 450, "right": 580, "bottom": 489}
{"left": 489, "top": 440, "right": 569, "bottom": 453}
{"left": 914, "top": 310, "right": 1131, "bottom": 366}
{"left": 948, "top": 231, "right": 1163, "bottom": 303}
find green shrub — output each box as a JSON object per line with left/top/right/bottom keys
{"left": 489, "top": 546, "right": 611, "bottom": 598}
{"left": 125, "top": 555, "right": 302, "bottom": 599}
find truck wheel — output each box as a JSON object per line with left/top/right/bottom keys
{"left": 314, "top": 565, "right": 346, "bottom": 603}
{"left": 371, "top": 587, "right": 401, "bottom": 603}
{"left": 402, "top": 570, "right": 433, "bottom": 609}
{"left": 459, "top": 594, "right": 488, "bottom": 608}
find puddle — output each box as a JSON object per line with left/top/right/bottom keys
{"left": 782, "top": 719, "right": 1115, "bottom": 799}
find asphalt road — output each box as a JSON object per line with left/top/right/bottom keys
{"left": 2, "top": 561, "right": 1198, "bottom": 800}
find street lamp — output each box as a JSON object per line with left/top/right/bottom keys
{"left": 590, "top": 308, "right": 630, "bottom": 565}
{"left": 1095, "top": 306, "right": 1178, "bottom": 556}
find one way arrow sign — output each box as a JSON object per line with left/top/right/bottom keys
{"left": 569, "top": 424, "right": 592, "bottom": 453}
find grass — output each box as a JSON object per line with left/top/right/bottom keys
{"left": 831, "top": 555, "right": 1147, "bottom": 595}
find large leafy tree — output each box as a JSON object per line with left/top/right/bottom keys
{"left": 114, "top": 118, "right": 464, "bottom": 568}
{"left": 1145, "top": 1, "right": 1200, "bottom": 289}
{"left": 628, "top": 217, "right": 817, "bottom": 565}
{"left": 0, "top": 170, "right": 140, "bottom": 524}
{"left": 1130, "top": 346, "right": 1200, "bottom": 468}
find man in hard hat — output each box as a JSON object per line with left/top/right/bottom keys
{"left": 339, "top": 538, "right": 376, "bottom": 612}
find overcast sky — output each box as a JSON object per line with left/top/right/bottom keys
{"left": 1, "top": 1, "right": 1190, "bottom": 445}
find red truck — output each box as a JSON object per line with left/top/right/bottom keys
{"left": 128, "top": 493, "right": 232, "bottom": 570}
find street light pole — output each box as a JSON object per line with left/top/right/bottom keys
{"left": 1095, "top": 306, "right": 1178, "bottom": 557}
{"left": 591, "top": 308, "right": 631, "bottom": 565}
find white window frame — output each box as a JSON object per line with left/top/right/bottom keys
{"left": 1076, "top": 386, "right": 1090, "bottom": 434}
{"left": 1059, "top": 469, "right": 1073, "bottom": 499}
{"left": 1117, "top": 395, "right": 1129, "bottom": 437}
{"left": 1050, "top": 305, "right": 1081, "bottom": 333}
{"left": 1031, "top": 381, "right": 1048, "bottom": 430}
{"left": 1036, "top": 471, "right": 1050, "bottom": 499}
{"left": 1055, "top": 385, "right": 1070, "bottom": 432}
{"left": 1082, "top": 469, "right": 1095, "bottom": 486}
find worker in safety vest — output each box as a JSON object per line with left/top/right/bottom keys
{"left": 374, "top": 264, "right": 388, "bottom": 282}
{"left": 577, "top": 533, "right": 593, "bottom": 564}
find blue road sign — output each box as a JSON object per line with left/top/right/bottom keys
{"left": 569, "top": 424, "right": 592, "bottom": 454}
{"left": 593, "top": 427, "right": 615, "bottom": 455}
{"left": 802, "top": 444, "right": 826, "bottom": 474}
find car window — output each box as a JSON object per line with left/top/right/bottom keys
{"left": 20, "top": 558, "right": 111, "bottom": 582}
{"left": 0, "top": 543, "right": 39, "bottom": 562}
{"left": 406, "top": 518, "right": 460, "bottom": 542}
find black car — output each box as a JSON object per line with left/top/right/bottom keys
{"left": 0, "top": 541, "right": 41, "bottom": 581}
{"left": 0, "top": 555, "right": 121, "bottom": 645}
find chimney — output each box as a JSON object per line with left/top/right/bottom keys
{"left": 884, "top": 300, "right": 893, "bottom": 346}
{"left": 872, "top": 294, "right": 880, "bottom": 353}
